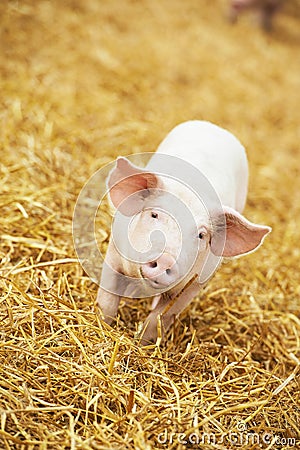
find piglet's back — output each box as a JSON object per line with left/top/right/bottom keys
{"left": 149, "top": 120, "right": 248, "bottom": 212}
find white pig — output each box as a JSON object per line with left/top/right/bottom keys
{"left": 97, "top": 121, "right": 271, "bottom": 344}
{"left": 228, "top": 0, "right": 284, "bottom": 30}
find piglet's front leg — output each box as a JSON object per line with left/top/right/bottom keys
{"left": 97, "top": 286, "right": 120, "bottom": 325}
{"left": 97, "top": 257, "right": 121, "bottom": 324}
{"left": 139, "top": 277, "right": 201, "bottom": 345}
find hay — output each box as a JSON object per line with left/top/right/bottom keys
{"left": 1, "top": 0, "right": 300, "bottom": 448}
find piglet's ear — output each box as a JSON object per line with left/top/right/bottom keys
{"left": 107, "top": 157, "right": 161, "bottom": 215}
{"left": 211, "top": 206, "right": 271, "bottom": 257}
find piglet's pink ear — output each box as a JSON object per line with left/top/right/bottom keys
{"left": 211, "top": 206, "right": 271, "bottom": 257}
{"left": 107, "top": 157, "right": 161, "bottom": 215}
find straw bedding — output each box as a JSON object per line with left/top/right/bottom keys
{"left": 0, "top": 0, "right": 300, "bottom": 448}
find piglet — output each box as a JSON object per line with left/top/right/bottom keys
{"left": 228, "top": 0, "right": 284, "bottom": 30}
{"left": 97, "top": 121, "right": 271, "bottom": 344}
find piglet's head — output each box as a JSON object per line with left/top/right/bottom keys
{"left": 107, "top": 156, "right": 271, "bottom": 289}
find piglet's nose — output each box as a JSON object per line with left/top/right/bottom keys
{"left": 142, "top": 253, "right": 179, "bottom": 287}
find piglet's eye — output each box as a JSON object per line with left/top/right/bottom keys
{"left": 198, "top": 232, "right": 205, "bottom": 239}
{"left": 151, "top": 212, "right": 158, "bottom": 219}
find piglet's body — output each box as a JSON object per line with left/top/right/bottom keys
{"left": 153, "top": 121, "right": 248, "bottom": 213}
{"left": 97, "top": 121, "right": 271, "bottom": 344}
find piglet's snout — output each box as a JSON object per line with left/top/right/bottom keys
{"left": 142, "top": 253, "right": 179, "bottom": 287}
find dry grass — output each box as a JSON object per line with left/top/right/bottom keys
{"left": 1, "top": 0, "right": 300, "bottom": 448}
